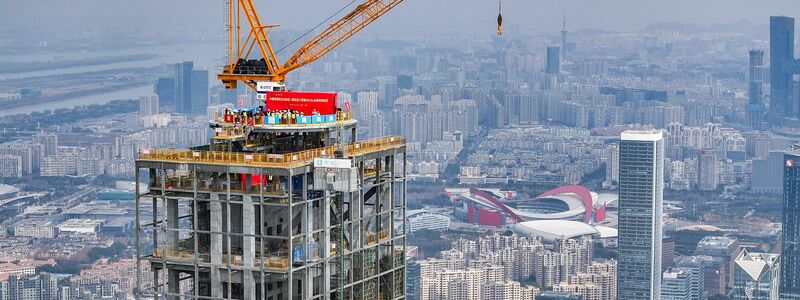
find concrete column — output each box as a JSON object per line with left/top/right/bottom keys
{"left": 301, "top": 174, "right": 313, "bottom": 298}
{"left": 242, "top": 195, "right": 255, "bottom": 299}
{"left": 287, "top": 173, "right": 294, "bottom": 300}
{"left": 166, "top": 198, "right": 179, "bottom": 249}
{"left": 167, "top": 269, "right": 180, "bottom": 300}
{"left": 323, "top": 190, "right": 331, "bottom": 294}
{"left": 210, "top": 193, "right": 223, "bottom": 298}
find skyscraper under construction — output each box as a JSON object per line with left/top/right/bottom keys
{"left": 134, "top": 102, "right": 407, "bottom": 299}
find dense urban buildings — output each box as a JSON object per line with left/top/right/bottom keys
{"left": 416, "top": 233, "right": 614, "bottom": 300}
{"left": 617, "top": 130, "right": 664, "bottom": 300}
{"left": 1, "top": 4, "right": 800, "bottom": 300}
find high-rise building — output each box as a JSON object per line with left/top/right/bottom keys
{"left": 569, "top": 261, "right": 617, "bottom": 300}
{"left": 662, "top": 235, "right": 675, "bottom": 269}
{"left": 153, "top": 77, "right": 175, "bottom": 106}
{"left": 676, "top": 255, "right": 722, "bottom": 298}
{"left": 135, "top": 105, "right": 407, "bottom": 298}
{"left": 672, "top": 262, "right": 706, "bottom": 300}
{"left": 769, "top": 16, "right": 800, "bottom": 122}
{"left": 0, "top": 155, "right": 22, "bottom": 178}
{"left": 377, "top": 77, "right": 399, "bottom": 110}
{"left": 32, "top": 132, "right": 58, "bottom": 157}
{"left": 482, "top": 281, "right": 538, "bottom": 300}
{"left": 191, "top": 69, "right": 209, "bottom": 115}
{"left": 0, "top": 273, "right": 60, "bottom": 300}
{"left": 752, "top": 151, "right": 785, "bottom": 194}
{"left": 697, "top": 149, "right": 718, "bottom": 191}
{"left": 617, "top": 130, "right": 664, "bottom": 300}
{"left": 561, "top": 15, "right": 568, "bottom": 61}
{"left": 747, "top": 49, "right": 766, "bottom": 129}
{"left": 661, "top": 267, "right": 703, "bottom": 300}
{"left": 536, "top": 291, "right": 583, "bottom": 300}
{"left": 731, "top": 249, "right": 780, "bottom": 300}
{"left": 139, "top": 94, "right": 159, "bottom": 117}
{"left": 604, "top": 143, "right": 619, "bottom": 187}
{"left": 174, "top": 61, "right": 193, "bottom": 114}
{"left": 694, "top": 236, "right": 739, "bottom": 291}
{"left": 546, "top": 46, "right": 561, "bottom": 74}
{"left": 0, "top": 144, "right": 36, "bottom": 175}
{"left": 553, "top": 282, "right": 602, "bottom": 300}
{"left": 660, "top": 269, "right": 687, "bottom": 299}
{"left": 397, "top": 74, "right": 413, "bottom": 90}
{"left": 355, "top": 91, "right": 379, "bottom": 118}
{"left": 407, "top": 259, "right": 421, "bottom": 300}
{"left": 782, "top": 149, "right": 800, "bottom": 299}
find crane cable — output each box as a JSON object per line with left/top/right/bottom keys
{"left": 275, "top": 0, "right": 359, "bottom": 55}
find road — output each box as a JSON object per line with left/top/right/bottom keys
{"left": 55, "top": 186, "right": 99, "bottom": 206}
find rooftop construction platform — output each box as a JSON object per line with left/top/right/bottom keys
{"left": 136, "top": 118, "right": 408, "bottom": 299}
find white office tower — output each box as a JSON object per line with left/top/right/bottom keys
{"left": 617, "top": 130, "right": 664, "bottom": 300}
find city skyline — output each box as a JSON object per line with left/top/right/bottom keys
{"left": 1, "top": 2, "right": 800, "bottom": 299}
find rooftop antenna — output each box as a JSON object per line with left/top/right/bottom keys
{"left": 561, "top": 13, "right": 568, "bottom": 60}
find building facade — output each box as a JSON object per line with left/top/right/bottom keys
{"left": 190, "top": 69, "right": 209, "bottom": 115}
{"left": 661, "top": 267, "right": 703, "bottom": 300}
{"left": 174, "top": 61, "right": 193, "bottom": 115}
{"left": 546, "top": 46, "right": 561, "bottom": 75}
{"left": 747, "top": 49, "right": 765, "bottom": 129}
{"left": 732, "top": 250, "right": 780, "bottom": 300}
{"left": 0, "top": 155, "right": 22, "bottom": 178}
{"left": 769, "top": 16, "right": 799, "bottom": 123}
{"left": 617, "top": 130, "right": 664, "bottom": 300}
{"left": 782, "top": 150, "right": 800, "bottom": 299}
{"left": 135, "top": 109, "right": 407, "bottom": 299}
{"left": 139, "top": 94, "right": 159, "bottom": 117}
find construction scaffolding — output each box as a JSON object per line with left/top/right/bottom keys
{"left": 135, "top": 120, "right": 407, "bottom": 299}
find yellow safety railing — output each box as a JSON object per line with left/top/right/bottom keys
{"left": 365, "top": 229, "right": 391, "bottom": 245}
{"left": 152, "top": 247, "right": 289, "bottom": 270}
{"left": 138, "top": 136, "right": 405, "bottom": 168}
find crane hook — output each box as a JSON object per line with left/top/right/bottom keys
{"left": 497, "top": 0, "right": 503, "bottom": 36}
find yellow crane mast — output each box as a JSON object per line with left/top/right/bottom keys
{"left": 218, "top": 0, "right": 404, "bottom": 90}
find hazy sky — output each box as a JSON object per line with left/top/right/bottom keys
{"left": 2, "top": 0, "right": 799, "bottom": 37}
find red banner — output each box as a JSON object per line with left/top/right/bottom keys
{"left": 265, "top": 91, "right": 338, "bottom": 115}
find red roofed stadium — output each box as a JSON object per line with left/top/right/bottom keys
{"left": 447, "top": 185, "right": 618, "bottom": 227}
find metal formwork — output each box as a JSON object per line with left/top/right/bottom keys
{"left": 134, "top": 136, "right": 407, "bottom": 300}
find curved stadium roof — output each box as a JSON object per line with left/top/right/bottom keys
{"left": 512, "top": 220, "right": 600, "bottom": 243}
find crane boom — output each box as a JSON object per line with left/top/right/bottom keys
{"left": 278, "top": 0, "right": 404, "bottom": 77}
{"left": 218, "top": 0, "right": 404, "bottom": 89}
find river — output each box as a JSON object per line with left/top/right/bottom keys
{"left": 0, "top": 85, "right": 154, "bottom": 117}
{"left": 0, "top": 42, "right": 224, "bottom": 80}
{"left": 0, "top": 42, "right": 224, "bottom": 116}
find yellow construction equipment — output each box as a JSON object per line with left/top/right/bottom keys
{"left": 497, "top": 0, "right": 503, "bottom": 36}
{"left": 219, "top": 0, "right": 404, "bottom": 90}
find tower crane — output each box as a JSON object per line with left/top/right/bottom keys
{"left": 218, "top": 0, "right": 404, "bottom": 91}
